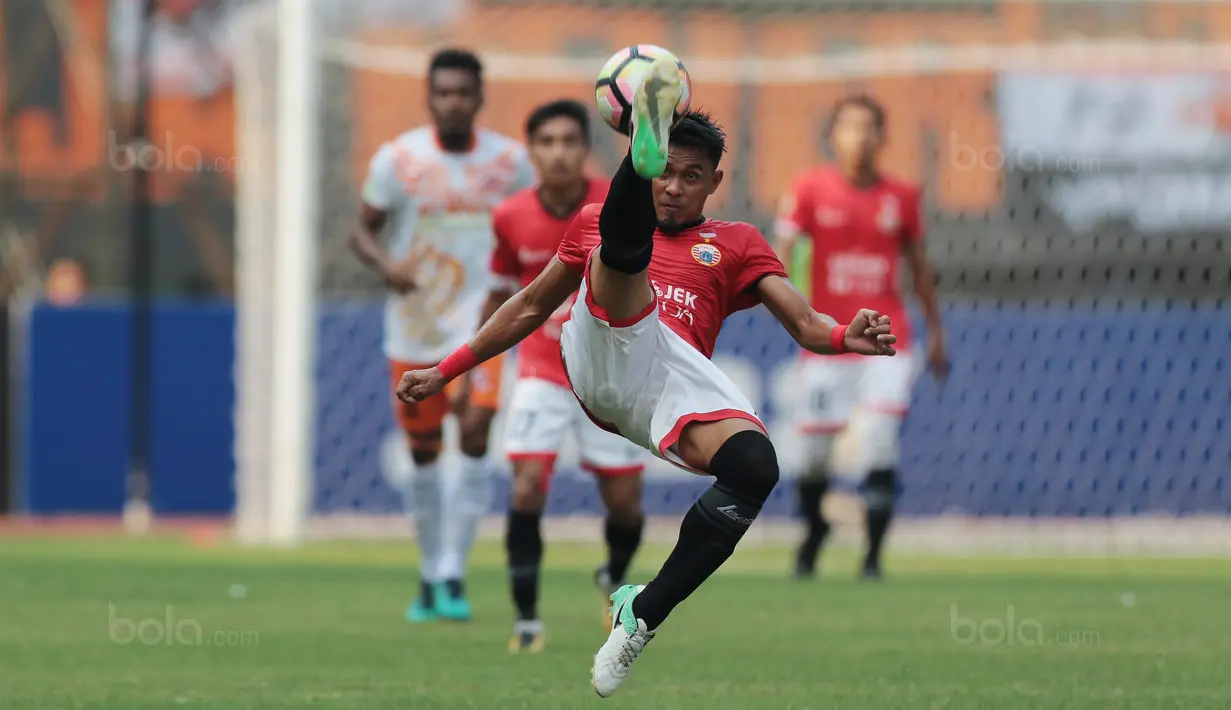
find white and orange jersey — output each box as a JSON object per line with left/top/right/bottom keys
{"left": 362, "top": 126, "right": 535, "bottom": 363}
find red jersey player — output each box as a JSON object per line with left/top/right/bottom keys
{"left": 483, "top": 100, "right": 647, "bottom": 653}
{"left": 397, "top": 57, "right": 895, "bottom": 697}
{"left": 773, "top": 94, "right": 948, "bottom": 582}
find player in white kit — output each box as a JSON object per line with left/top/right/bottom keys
{"left": 349, "top": 49, "right": 534, "bottom": 623}
{"left": 395, "top": 57, "right": 897, "bottom": 696}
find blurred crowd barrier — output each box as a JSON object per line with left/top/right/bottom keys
{"left": 5, "top": 1, "right": 1230, "bottom": 528}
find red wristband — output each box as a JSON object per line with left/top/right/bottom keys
{"left": 437, "top": 345, "right": 480, "bottom": 381}
{"left": 829, "top": 323, "right": 849, "bottom": 354}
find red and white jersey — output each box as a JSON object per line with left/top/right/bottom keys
{"left": 491, "top": 180, "right": 610, "bottom": 388}
{"left": 776, "top": 164, "right": 922, "bottom": 353}
{"left": 557, "top": 203, "right": 787, "bottom": 359}
{"left": 362, "top": 126, "right": 535, "bottom": 363}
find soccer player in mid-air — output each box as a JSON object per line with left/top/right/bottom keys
{"left": 350, "top": 48, "right": 534, "bottom": 623}
{"left": 773, "top": 94, "right": 948, "bottom": 581}
{"left": 396, "top": 57, "right": 896, "bottom": 696}
{"left": 486, "top": 99, "right": 648, "bottom": 653}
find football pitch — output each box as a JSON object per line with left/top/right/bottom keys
{"left": 2, "top": 535, "right": 1228, "bottom": 709}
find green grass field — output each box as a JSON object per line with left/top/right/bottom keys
{"left": 2, "top": 535, "right": 1229, "bottom": 709}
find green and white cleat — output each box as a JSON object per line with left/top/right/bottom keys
{"left": 591, "top": 584, "right": 654, "bottom": 698}
{"left": 630, "top": 57, "right": 683, "bottom": 180}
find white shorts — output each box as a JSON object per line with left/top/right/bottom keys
{"left": 560, "top": 268, "right": 765, "bottom": 474}
{"left": 792, "top": 352, "right": 921, "bottom": 434}
{"left": 503, "top": 377, "right": 646, "bottom": 475}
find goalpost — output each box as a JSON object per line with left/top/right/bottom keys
{"left": 231, "top": 4, "right": 1231, "bottom": 551}
{"left": 232, "top": 0, "right": 318, "bottom": 545}
{"left": 266, "top": 0, "right": 319, "bottom": 546}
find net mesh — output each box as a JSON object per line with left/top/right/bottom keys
{"left": 233, "top": 1, "right": 1231, "bottom": 549}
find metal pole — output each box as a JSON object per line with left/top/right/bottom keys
{"left": 123, "top": 0, "right": 157, "bottom": 534}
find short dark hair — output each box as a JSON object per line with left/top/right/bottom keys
{"left": 829, "top": 93, "right": 886, "bottom": 133}
{"left": 428, "top": 48, "right": 483, "bottom": 87}
{"left": 525, "top": 99, "right": 591, "bottom": 145}
{"left": 670, "top": 110, "right": 727, "bottom": 168}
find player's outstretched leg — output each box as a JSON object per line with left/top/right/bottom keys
{"left": 589, "top": 56, "right": 682, "bottom": 323}
{"left": 591, "top": 422, "right": 779, "bottom": 698}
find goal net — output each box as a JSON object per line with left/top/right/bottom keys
{"left": 231, "top": 0, "right": 1231, "bottom": 553}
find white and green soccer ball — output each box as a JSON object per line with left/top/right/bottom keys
{"left": 594, "top": 44, "right": 692, "bottom": 135}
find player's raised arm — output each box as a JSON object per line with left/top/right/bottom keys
{"left": 757, "top": 274, "right": 897, "bottom": 357}
{"left": 396, "top": 258, "right": 581, "bottom": 403}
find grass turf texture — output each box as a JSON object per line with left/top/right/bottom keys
{"left": 1, "top": 537, "right": 1228, "bottom": 709}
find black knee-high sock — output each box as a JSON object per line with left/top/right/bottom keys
{"left": 604, "top": 515, "right": 645, "bottom": 586}
{"left": 795, "top": 477, "right": 830, "bottom": 575}
{"left": 632, "top": 431, "right": 780, "bottom": 630}
{"left": 506, "top": 511, "right": 543, "bottom": 621}
{"left": 597, "top": 153, "right": 657, "bottom": 275}
{"left": 863, "top": 469, "right": 896, "bottom": 570}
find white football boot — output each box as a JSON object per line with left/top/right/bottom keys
{"left": 591, "top": 584, "right": 654, "bottom": 698}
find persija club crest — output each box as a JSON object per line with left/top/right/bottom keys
{"left": 692, "top": 242, "right": 722, "bottom": 267}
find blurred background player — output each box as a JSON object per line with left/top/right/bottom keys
{"left": 774, "top": 94, "right": 948, "bottom": 581}
{"left": 485, "top": 99, "right": 648, "bottom": 653}
{"left": 349, "top": 48, "right": 535, "bottom": 622}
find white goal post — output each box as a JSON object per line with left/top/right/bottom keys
{"left": 233, "top": 0, "right": 319, "bottom": 545}
{"left": 231, "top": 10, "right": 1231, "bottom": 549}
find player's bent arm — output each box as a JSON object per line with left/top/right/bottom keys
{"left": 757, "top": 275, "right": 845, "bottom": 355}
{"left": 758, "top": 275, "right": 897, "bottom": 358}
{"left": 348, "top": 202, "right": 393, "bottom": 272}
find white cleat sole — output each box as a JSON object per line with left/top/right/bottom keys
{"left": 630, "top": 58, "right": 683, "bottom": 179}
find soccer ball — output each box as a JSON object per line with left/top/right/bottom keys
{"left": 594, "top": 45, "right": 692, "bottom": 136}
